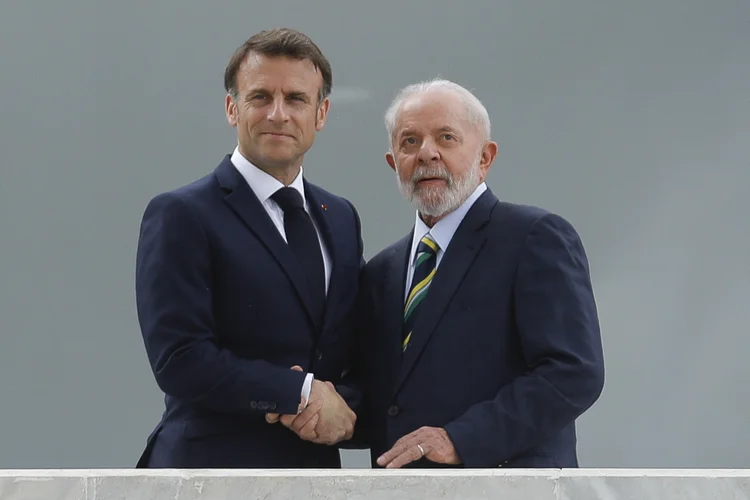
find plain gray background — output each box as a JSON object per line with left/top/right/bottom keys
{"left": 1, "top": 0, "right": 748, "bottom": 469}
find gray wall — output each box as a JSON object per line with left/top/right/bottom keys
{"left": 1, "top": 0, "right": 748, "bottom": 468}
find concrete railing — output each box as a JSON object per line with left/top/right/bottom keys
{"left": 1, "top": 469, "right": 748, "bottom": 499}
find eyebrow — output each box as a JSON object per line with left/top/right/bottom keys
{"left": 245, "top": 88, "right": 311, "bottom": 100}
{"left": 399, "top": 125, "right": 460, "bottom": 139}
{"left": 436, "top": 126, "right": 459, "bottom": 135}
{"left": 286, "top": 91, "right": 310, "bottom": 101}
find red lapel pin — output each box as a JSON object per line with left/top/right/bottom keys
{"left": 321, "top": 204, "right": 328, "bottom": 211}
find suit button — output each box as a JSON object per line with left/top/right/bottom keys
{"left": 250, "top": 401, "right": 258, "bottom": 409}
{"left": 387, "top": 405, "right": 400, "bottom": 417}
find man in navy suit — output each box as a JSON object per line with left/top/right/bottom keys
{"left": 354, "top": 79, "right": 605, "bottom": 468}
{"left": 134, "top": 28, "right": 363, "bottom": 468}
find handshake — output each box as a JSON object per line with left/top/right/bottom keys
{"left": 265, "top": 366, "right": 356, "bottom": 445}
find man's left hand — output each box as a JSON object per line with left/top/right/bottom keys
{"left": 376, "top": 426, "right": 461, "bottom": 468}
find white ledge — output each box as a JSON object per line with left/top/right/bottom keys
{"left": 3, "top": 468, "right": 750, "bottom": 477}
{"left": 1, "top": 469, "right": 748, "bottom": 499}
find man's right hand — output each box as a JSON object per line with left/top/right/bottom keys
{"left": 283, "top": 379, "right": 356, "bottom": 445}
{"left": 266, "top": 373, "right": 356, "bottom": 445}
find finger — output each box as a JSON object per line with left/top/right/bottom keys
{"left": 290, "top": 407, "right": 319, "bottom": 434}
{"left": 377, "top": 438, "right": 411, "bottom": 467}
{"left": 291, "top": 365, "right": 303, "bottom": 372}
{"left": 277, "top": 404, "right": 306, "bottom": 427}
{"left": 298, "top": 414, "right": 319, "bottom": 441}
{"left": 266, "top": 412, "right": 280, "bottom": 424}
{"left": 280, "top": 401, "right": 315, "bottom": 428}
{"left": 343, "top": 419, "right": 355, "bottom": 441}
{"left": 378, "top": 442, "right": 406, "bottom": 467}
{"left": 386, "top": 446, "right": 423, "bottom": 469}
{"left": 279, "top": 414, "right": 295, "bottom": 427}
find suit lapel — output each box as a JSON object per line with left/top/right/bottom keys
{"left": 383, "top": 234, "right": 413, "bottom": 392}
{"left": 214, "top": 157, "right": 318, "bottom": 328}
{"left": 393, "top": 189, "right": 498, "bottom": 395}
{"left": 304, "top": 183, "right": 340, "bottom": 333}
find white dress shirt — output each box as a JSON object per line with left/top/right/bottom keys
{"left": 405, "top": 182, "right": 488, "bottom": 299}
{"left": 231, "top": 146, "right": 330, "bottom": 409}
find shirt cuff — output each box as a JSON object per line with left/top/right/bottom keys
{"left": 301, "top": 373, "right": 313, "bottom": 411}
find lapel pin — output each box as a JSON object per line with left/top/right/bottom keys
{"left": 321, "top": 204, "right": 328, "bottom": 211}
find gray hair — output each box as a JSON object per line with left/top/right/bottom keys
{"left": 384, "top": 78, "right": 491, "bottom": 149}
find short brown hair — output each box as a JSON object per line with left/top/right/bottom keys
{"left": 224, "top": 28, "right": 332, "bottom": 103}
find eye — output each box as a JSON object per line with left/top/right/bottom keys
{"left": 403, "top": 137, "right": 417, "bottom": 145}
{"left": 441, "top": 133, "right": 455, "bottom": 141}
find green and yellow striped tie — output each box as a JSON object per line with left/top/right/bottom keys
{"left": 403, "top": 233, "right": 439, "bottom": 352}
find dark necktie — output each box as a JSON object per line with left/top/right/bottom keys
{"left": 271, "top": 187, "right": 325, "bottom": 326}
{"left": 403, "top": 233, "right": 439, "bottom": 352}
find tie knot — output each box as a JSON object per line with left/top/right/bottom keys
{"left": 272, "top": 187, "right": 305, "bottom": 212}
{"left": 417, "top": 233, "right": 439, "bottom": 257}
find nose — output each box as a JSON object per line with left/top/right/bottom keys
{"left": 416, "top": 139, "right": 440, "bottom": 164}
{"left": 266, "top": 97, "right": 290, "bottom": 122}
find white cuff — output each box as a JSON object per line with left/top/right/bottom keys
{"left": 301, "top": 373, "right": 313, "bottom": 411}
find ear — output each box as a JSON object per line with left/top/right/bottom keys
{"left": 385, "top": 151, "right": 396, "bottom": 172}
{"left": 478, "top": 140, "right": 498, "bottom": 179}
{"left": 315, "top": 97, "right": 331, "bottom": 131}
{"left": 225, "top": 94, "right": 238, "bottom": 127}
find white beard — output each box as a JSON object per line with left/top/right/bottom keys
{"left": 396, "top": 154, "right": 482, "bottom": 218}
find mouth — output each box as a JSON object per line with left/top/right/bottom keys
{"left": 416, "top": 177, "right": 447, "bottom": 185}
{"left": 261, "top": 132, "right": 294, "bottom": 140}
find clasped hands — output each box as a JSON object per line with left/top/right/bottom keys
{"left": 266, "top": 366, "right": 356, "bottom": 445}
{"left": 265, "top": 366, "right": 460, "bottom": 468}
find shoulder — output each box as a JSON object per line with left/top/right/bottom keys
{"left": 305, "top": 180, "right": 364, "bottom": 240}
{"left": 489, "top": 202, "right": 591, "bottom": 275}
{"left": 365, "top": 234, "right": 410, "bottom": 272}
{"left": 140, "top": 171, "right": 218, "bottom": 224}
{"left": 490, "top": 201, "right": 582, "bottom": 242}
{"left": 490, "top": 200, "right": 550, "bottom": 229}
{"left": 305, "top": 181, "right": 359, "bottom": 215}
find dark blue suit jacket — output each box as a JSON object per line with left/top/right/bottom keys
{"left": 354, "top": 188, "right": 604, "bottom": 468}
{"left": 134, "top": 155, "right": 364, "bottom": 468}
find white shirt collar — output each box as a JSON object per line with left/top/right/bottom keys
{"left": 230, "top": 146, "right": 306, "bottom": 205}
{"left": 411, "top": 182, "right": 488, "bottom": 261}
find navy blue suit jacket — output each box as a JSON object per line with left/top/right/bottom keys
{"left": 354, "top": 188, "right": 604, "bottom": 468}
{"left": 134, "top": 155, "right": 364, "bottom": 468}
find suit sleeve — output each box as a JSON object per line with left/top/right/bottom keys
{"left": 337, "top": 265, "right": 374, "bottom": 450}
{"left": 443, "top": 213, "right": 605, "bottom": 467}
{"left": 135, "top": 192, "right": 306, "bottom": 416}
{"left": 333, "top": 199, "right": 369, "bottom": 449}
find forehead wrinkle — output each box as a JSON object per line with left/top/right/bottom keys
{"left": 403, "top": 93, "right": 469, "bottom": 121}
{"left": 396, "top": 113, "right": 470, "bottom": 139}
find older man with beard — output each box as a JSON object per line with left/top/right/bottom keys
{"left": 351, "top": 78, "right": 605, "bottom": 469}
